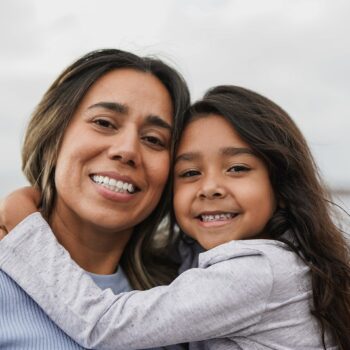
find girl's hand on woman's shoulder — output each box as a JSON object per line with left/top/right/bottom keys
{"left": 0, "top": 225, "right": 7, "bottom": 239}
{"left": 0, "top": 186, "right": 41, "bottom": 239}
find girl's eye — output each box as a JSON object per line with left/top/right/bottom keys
{"left": 179, "top": 170, "right": 201, "bottom": 178}
{"left": 143, "top": 136, "right": 166, "bottom": 148}
{"left": 94, "top": 119, "right": 115, "bottom": 129}
{"left": 228, "top": 165, "right": 250, "bottom": 173}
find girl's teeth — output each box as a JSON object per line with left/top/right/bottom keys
{"left": 201, "top": 213, "right": 234, "bottom": 222}
{"left": 92, "top": 175, "right": 136, "bottom": 193}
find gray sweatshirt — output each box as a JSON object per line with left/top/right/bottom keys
{"left": 0, "top": 213, "right": 337, "bottom": 349}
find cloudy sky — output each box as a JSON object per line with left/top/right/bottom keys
{"left": 0, "top": 0, "right": 349, "bottom": 208}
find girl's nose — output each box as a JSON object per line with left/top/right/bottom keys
{"left": 197, "top": 175, "right": 227, "bottom": 200}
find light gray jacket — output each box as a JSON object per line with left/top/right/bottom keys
{"left": 0, "top": 213, "right": 336, "bottom": 349}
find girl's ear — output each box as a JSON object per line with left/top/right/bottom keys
{"left": 274, "top": 192, "right": 285, "bottom": 209}
{"left": 278, "top": 199, "right": 286, "bottom": 209}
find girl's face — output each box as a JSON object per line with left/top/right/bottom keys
{"left": 53, "top": 68, "right": 173, "bottom": 235}
{"left": 174, "top": 114, "right": 276, "bottom": 250}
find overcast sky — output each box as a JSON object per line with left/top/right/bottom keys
{"left": 0, "top": 0, "right": 349, "bottom": 208}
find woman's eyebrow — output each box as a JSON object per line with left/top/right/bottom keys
{"left": 87, "top": 103, "right": 171, "bottom": 131}
{"left": 144, "top": 115, "right": 172, "bottom": 131}
{"left": 88, "top": 101, "right": 128, "bottom": 114}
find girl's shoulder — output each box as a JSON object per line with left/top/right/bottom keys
{"left": 198, "top": 237, "right": 310, "bottom": 288}
{"left": 197, "top": 237, "right": 312, "bottom": 311}
{"left": 198, "top": 238, "right": 294, "bottom": 268}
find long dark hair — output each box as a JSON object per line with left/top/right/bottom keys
{"left": 22, "top": 49, "right": 190, "bottom": 290}
{"left": 175, "top": 85, "right": 350, "bottom": 349}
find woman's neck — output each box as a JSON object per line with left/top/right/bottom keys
{"left": 49, "top": 210, "right": 133, "bottom": 275}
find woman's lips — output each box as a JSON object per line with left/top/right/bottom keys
{"left": 89, "top": 174, "right": 141, "bottom": 203}
{"left": 90, "top": 174, "right": 138, "bottom": 194}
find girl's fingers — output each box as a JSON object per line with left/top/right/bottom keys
{"left": 0, "top": 226, "right": 8, "bottom": 240}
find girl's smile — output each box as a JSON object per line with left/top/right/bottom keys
{"left": 174, "top": 114, "right": 276, "bottom": 250}
{"left": 196, "top": 211, "right": 239, "bottom": 226}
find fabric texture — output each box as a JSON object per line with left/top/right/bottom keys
{"left": 0, "top": 260, "right": 132, "bottom": 349}
{"left": 0, "top": 213, "right": 180, "bottom": 350}
{"left": 0, "top": 213, "right": 337, "bottom": 349}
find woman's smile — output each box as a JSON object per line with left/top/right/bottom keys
{"left": 89, "top": 172, "right": 140, "bottom": 203}
{"left": 90, "top": 173, "right": 140, "bottom": 194}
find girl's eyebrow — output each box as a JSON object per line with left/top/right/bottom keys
{"left": 221, "top": 147, "right": 255, "bottom": 157}
{"left": 175, "top": 147, "right": 255, "bottom": 165}
{"left": 175, "top": 152, "right": 200, "bottom": 164}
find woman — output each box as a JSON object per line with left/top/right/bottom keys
{"left": 0, "top": 49, "right": 190, "bottom": 349}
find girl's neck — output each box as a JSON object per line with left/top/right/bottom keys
{"left": 49, "top": 210, "right": 133, "bottom": 275}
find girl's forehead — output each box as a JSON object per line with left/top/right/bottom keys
{"left": 178, "top": 114, "right": 249, "bottom": 152}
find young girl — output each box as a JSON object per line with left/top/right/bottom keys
{"left": 1, "top": 86, "right": 349, "bottom": 349}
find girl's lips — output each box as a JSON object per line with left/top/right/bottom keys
{"left": 197, "top": 212, "right": 237, "bottom": 222}
{"left": 195, "top": 212, "right": 239, "bottom": 228}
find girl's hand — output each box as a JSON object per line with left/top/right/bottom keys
{"left": 0, "top": 226, "right": 7, "bottom": 239}
{"left": 0, "top": 187, "right": 41, "bottom": 238}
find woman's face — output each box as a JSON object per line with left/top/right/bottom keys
{"left": 53, "top": 68, "right": 173, "bottom": 234}
{"left": 174, "top": 114, "right": 276, "bottom": 250}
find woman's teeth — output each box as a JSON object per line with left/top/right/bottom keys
{"left": 91, "top": 175, "right": 136, "bottom": 193}
{"left": 200, "top": 213, "right": 235, "bottom": 222}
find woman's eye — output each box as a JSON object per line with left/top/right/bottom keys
{"left": 94, "top": 119, "right": 115, "bottom": 129}
{"left": 228, "top": 165, "right": 250, "bottom": 173}
{"left": 143, "top": 136, "right": 165, "bottom": 148}
{"left": 179, "top": 170, "right": 200, "bottom": 178}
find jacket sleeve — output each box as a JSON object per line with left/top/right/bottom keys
{"left": 0, "top": 213, "right": 273, "bottom": 350}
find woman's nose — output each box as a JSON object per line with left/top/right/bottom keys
{"left": 107, "top": 128, "right": 141, "bottom": 167}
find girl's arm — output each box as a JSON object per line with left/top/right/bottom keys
{"left": 0, "top": 214, "right": 273, "bottom": 350}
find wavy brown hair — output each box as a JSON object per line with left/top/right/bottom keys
{"left": 22, "top": 49, "right": 190, "bottom": 290}
{"left": 173, "top": 85, "right": 350, "bottom": 349}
